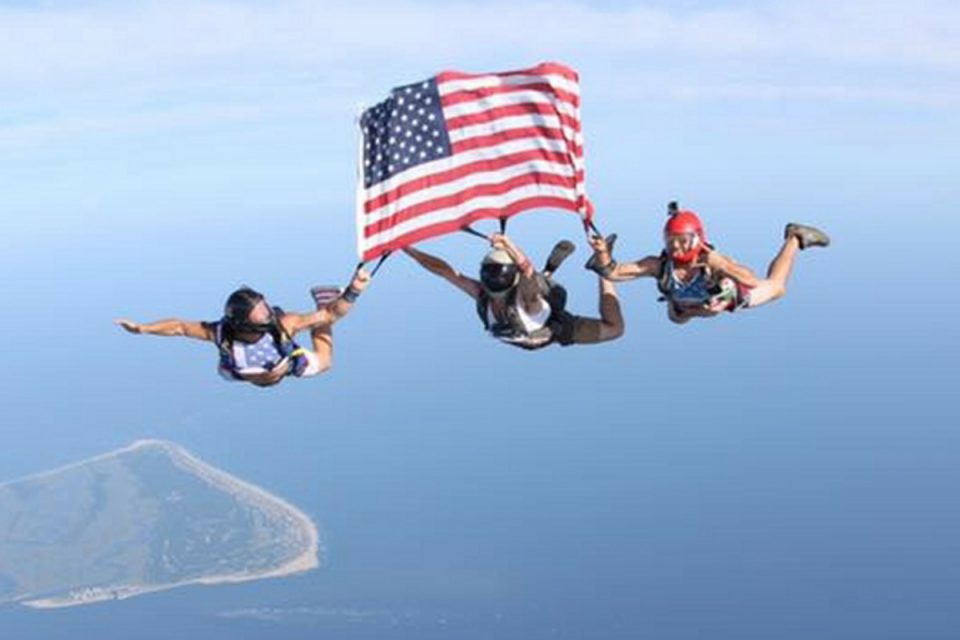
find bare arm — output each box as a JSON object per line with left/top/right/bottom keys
{"left": 282, "top": 304, "right": 345, "bottom": 335}
{"left": 587, "top": 235, "right": 661, "bottom": 282}
{"left": 608, "top": 256, "right": 663, "bottom": 281}
{"left": 281, "top": 269, "right": 373, "bottom": 334}
{"left": 704, "top": 250, "right": 761, "bottom": 288}
{"left": 404, "top": 247, "right": 483, "bottom": 300}
{"left": 115, "top": 318, "right": 214, "bottom": 341}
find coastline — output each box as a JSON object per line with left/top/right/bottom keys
{"left": 6, "top": 439, "right": 320, "bottom": 609}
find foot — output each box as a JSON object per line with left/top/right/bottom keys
{"left": 785, "top": 223, "right": 830, "bottom": 250}
{"left": 543, "top": 240, "right": 576, "bottom": 275}
{"left": 310, "top": 285, "right": 343, "bottom": 308}
{"left": 584, "top": 233, "right": 618, "bottom": 273}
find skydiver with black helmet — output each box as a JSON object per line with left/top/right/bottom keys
{"left": 584, "top": 201, "right": 830, "bottom": 323}
{"left": 404, "top": 232, "right": 624, "bottom": 349}
{"left": 115, "top": 268, "right": 371, "bottom": 387}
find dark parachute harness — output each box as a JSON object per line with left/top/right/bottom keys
{"left": 655, "top": 247, "right": 743, "bottom": 313}
{"left": 475, "top": 273, "right": 569, "bottom": 350}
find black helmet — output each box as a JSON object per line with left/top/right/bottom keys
{"left": 223, "top": 287, "right": 273, "bottom": 333}
{"left": 480, "top": 249, "right": 519, "bottom": 297}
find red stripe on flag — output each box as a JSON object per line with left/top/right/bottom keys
{"left": 440, "top": 83, "right": 579, "bottom": 109}
{"left": 364, "top": 149, "right": 577, "bottom": 214}
{"left": 444, "top": 103, "right": 581, "bottom": 133}
{"left": 365, "top": 172, "right": 578, "bottom": 237}
{"left": 362, "top": 197, "right": 582, "bottom": 261}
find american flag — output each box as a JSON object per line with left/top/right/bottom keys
{"left": 356, "top": 62, "right": 589, "bottom": 261}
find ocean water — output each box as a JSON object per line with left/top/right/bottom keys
{"left": 1, "top": 191, "right": 959, "bottom": 639}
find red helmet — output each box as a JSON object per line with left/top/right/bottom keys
{"left": 663, "top": 209, "right": 707, "bottom": 264}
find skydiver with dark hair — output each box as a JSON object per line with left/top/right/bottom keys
{"left": 115, "top": 269, "right": 371, "bottom": 387}
{"left": 584, "top": 202, "right": 830, "bottom": 324}
{"left": 404, "top": 233, "right": 624, "bottom": 349}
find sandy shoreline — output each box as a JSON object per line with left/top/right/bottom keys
{"left": 7, "top": 439, "right": 320, "bottom": 609}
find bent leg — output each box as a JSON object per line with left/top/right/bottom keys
{"left": 563, "top": 277, "right": 625, "bottom": 345}
{"left": 745, "top": 236, "right": 800, "bottom": 308}
{"left": 597, "top": 277, "right": 625, "bottom": 339}
{"left": 305, "top": 325, "right": 333, "bottom": 374}
{"left": 306, "top": 294, "right": 335, "bottom": 374}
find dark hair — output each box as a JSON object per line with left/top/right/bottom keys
{"left": 224, "top": 287, "right": 265, "bottom": 326}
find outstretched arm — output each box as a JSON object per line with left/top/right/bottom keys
{"left": 587, "top": 235, "right": 661, "bottom": 281}
{"left": 404, "top": 247, "right": 483, "bottom": 300}
{"left": 609, "top": 257, "right": 663, "bottom": 281}
{"left": 703, "top": 249, "right": 761, "bottom": 288}
{"left": 115, "top": 318, "right": 214, "bottom": 341}
{"left": 282, "top": 269, "right": 372, "bottom": 334}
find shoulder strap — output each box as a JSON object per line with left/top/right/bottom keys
{"left": 214, "top": 321, "right": 231, "bottom": 358}
{"left": 214, "top": 320, "right": 245, "bottom": 380}
{"left": 475, "top": 293, "right": 492, "bottom": 330}
{"left": 656, "top": 252, "right": 671, "bottom": 296}
{"left": 533, "top": 272, "right": 551, "bottom": 298}
{"left": 270, "top": 307, "right": 288, "bottom": 341}
{"left": 541, "top": 276, "right": 567, "bottom": 317}
{"left": 268, "top": 306, "right": 302, "bottom": 356}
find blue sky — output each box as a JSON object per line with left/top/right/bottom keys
{"left": 1, "top": 1, "right": 959, "bottom": 638}
{"left": 3, "top": 0, "right": 960, "bottom": 235}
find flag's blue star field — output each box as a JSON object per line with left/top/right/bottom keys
{"left": 360, "top": 78, "right": 453, "bottom": 188}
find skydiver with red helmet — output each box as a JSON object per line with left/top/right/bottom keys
{"left": 584, "top": 202, "right": 829, "bottom": 324}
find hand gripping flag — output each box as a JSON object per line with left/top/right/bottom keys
{"left": 356, "top": 62, "right": 590, "bottom": 261}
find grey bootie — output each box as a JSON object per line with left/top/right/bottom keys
{"left": 543, "top": 240, "right": 576, "bottom": 275}
{"left": 785, "top": 223, "right": 830, "bottom": 250}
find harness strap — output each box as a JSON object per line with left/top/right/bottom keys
{"left": 215, "top": 308, "right": 310, "bottom": 378}
{"left": 476, "top": 274, "right": 567, "bottom": 348}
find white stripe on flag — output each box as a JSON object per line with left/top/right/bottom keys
{"left": 363, "top": 183, "right": 579, "bottom": 247}
{"left": 441, "top": 91, "right": 579, "bottom": 120}
{"left": 362, "top": 137, "right": 573, "bottom": 202}
{"left": 365, "top": 159, "right": 576, "bottom": 223}
{"left": 446, "top": 113, "right": 578, "bottom": 145}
